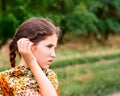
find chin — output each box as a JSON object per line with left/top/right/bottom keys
{"left": 42, "top": 66, "right": 49, "bottom": 70}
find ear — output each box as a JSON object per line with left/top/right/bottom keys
{"left": 31, "top": 44, "right": 37, "bottom": 53}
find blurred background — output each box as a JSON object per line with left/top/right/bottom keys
{"left": 0, "top": 0, "right": 120, "bottom": 96}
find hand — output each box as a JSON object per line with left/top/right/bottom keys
{"left": 17, "top": 38, "right": 36, "bottom": 65}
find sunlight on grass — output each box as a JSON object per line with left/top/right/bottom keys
{"left": 55, "top": 60, "right": 120, "bottom": 96}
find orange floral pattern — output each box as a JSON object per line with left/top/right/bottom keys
{"left": 0, "top": 66, "right": 59, "bottom": 96}
{"left": 0, "top": 74, "right": 15, "bottom": 96}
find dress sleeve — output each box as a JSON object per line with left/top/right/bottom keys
{"left": 48, "top": 69, "right": 60, "bottom": 96}
{"left": 0, "top": 73, "right": 15, "bottom": 96}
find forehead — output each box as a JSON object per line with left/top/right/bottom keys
{"left": 38, "top": 34, "right": 58, "bottom": 45}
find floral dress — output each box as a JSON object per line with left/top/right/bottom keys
{"left": 0, "top": 66, "right": 60, "bottom": 96}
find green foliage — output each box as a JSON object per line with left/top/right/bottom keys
{"left": 0, "top": 14, "right": 18, "bottom": 45}
{"left": 0, "top": 0, "right": 33, "bottom": 47}
{"left": 64, "top": 8, "right": 99, "bottom": 35}
{"left": 1, "top": 0, "right": 120, "bottom": 46}
{"left": 88, "top": 0, "right": 120, "bottom": 39}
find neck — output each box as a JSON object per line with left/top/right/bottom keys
{"left": 19, "top": 58, "right": 28, "bottom": 67}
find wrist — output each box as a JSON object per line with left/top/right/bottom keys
{"left": 28, "top": 60, "right": 42, "bottom": 72}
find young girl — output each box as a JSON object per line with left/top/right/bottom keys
{"left": 0, "top": 17, "right": 61, "bottom": 96}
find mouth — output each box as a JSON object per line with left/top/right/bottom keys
{"left": 48, "top": 60, "right": 53, "bottom": 63}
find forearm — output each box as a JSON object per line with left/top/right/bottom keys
{"left": 29, "top": 60, "right": 57, "bottom": 96}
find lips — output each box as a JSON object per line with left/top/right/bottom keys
{"left": 48, "top": 60, "right": 53, "bottom": 63}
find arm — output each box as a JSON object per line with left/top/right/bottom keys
{"left": 17, "top": 38, "right": 57, "bottom": 96}
{"left": 28, "top": 60, "right": 57, "bottom": 96}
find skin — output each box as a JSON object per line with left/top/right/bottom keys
{"left": 32, "top": 34, "right": 57, "bottom": 69}
{"left": 17, "top": 34, "right": 58, "bottom": 96}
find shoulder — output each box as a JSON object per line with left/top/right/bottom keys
{"left": 46, "top": 69, "right": 60, "bottom": 96}
{"left": 0, "top": 68, "right": 12, "bottom": 77}
{"left": 46, "top": 69, "right": 59, "bottom": 88}
{"left": 0, "top": 68, "right": 14, "bottom": 83}
{"left": 0, "top": 69, "right": 10, "bottom": 86}
{"left": 0, "top": 68, "right": 15, "bottom": 78}
{"left": 0, "top": 69, "right": 15, "bottom": 95}
{"left": 47, "top": 69, "right": 58, "bottom": 78}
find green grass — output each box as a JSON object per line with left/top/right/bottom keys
{"left": 82, "top": 70, "right": 120, "bottom": 96}
{"left": 51, "top": 52, "right": 120, "bottom": 68}
{"left": 0, "top": 48, "right": 120, "bottom": 96}
{"left": 55, "top": 60, "right": 120, "bottom": 96}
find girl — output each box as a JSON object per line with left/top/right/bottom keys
{"left": 0, "top": 17, "right": 61, "bottom": 96}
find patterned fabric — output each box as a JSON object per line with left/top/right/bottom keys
{"left": 0, "top": 66, "right": 60, "bottom": 96}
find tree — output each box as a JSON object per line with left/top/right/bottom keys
{"left": 1, "top": 0, "right": 120, "bottom": 47}
{"left": 0, "top": 0, "right": 32, "bottom": 47}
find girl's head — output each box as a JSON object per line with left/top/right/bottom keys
{"left": 9, "top": 17, "right": 61, "bottom": 67}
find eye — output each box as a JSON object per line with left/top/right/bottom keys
{"left": 47, "top": 44, "right": 53, "bottom": 48}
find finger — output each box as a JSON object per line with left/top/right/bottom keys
{"left": 17, "top": 38, "right": 29, "bottom": 53}
{"left": 24, "top": 40, "right": 34, "bottom": 52}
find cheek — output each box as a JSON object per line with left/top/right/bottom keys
{"left": 34, "top": 49, "right": 48, "bottom": 66}
{"left": 34, "top": 48, "right": 48, "bottom": 58}
{"left": 31, "top": 45, "right": 49, "bottom": 59}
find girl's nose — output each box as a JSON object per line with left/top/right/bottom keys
{"left": 50, "top": 50, "right": 56, "bottom": 58}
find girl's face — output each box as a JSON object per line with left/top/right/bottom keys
{"left": 31, "top": 34, "right": 58, "bottom": 69}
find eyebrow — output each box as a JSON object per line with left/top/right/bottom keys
{"left": 47, "top": 43, "right": 57, "bottom": 47}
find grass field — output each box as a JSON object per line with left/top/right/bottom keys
{"left": 55, "top": 59, "right": 120, "bottom": 96}
{"left": 53, "top": 47, "right": 120, "bottom": 96}
{"left": 0, "top": 43, "right": 120, "bottom": 96}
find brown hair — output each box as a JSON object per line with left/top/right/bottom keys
{"left": 9, "top": 17, "right": 61, "bottom": 67}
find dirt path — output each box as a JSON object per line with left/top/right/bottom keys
{"left": 108, "top": 92, "right": 120, "bottom": 96}
{"left": 53, "top": 57, "right": 120, "bottom": 71}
